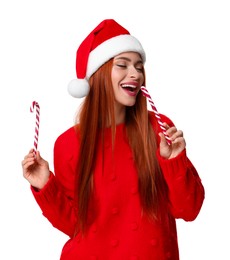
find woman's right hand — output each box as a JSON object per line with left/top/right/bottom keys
{"left": 22, "top": 149, "right": 50, "bottom": 190}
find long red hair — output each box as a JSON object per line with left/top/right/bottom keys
{"left": 74, "top": 58, "right": 168, "bottom": 234}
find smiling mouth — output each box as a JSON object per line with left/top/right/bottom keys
{"left": 121, "top": 84, "right": 137, "bottom": 92}
{"left": 120, "top": 84, "right": 139, "bottom": 97}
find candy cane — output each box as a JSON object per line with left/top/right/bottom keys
{"left": 30, "top": 101, "right": 40, "bottom": 155}
{"left": 141, "top": 86, "right": 171, "bottom": 145}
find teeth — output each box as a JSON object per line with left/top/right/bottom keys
{"left": 122, "top": 84, "right": 136, "bottom": 88}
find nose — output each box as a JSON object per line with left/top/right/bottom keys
{"left": 129, "top": 66, "right": 140, "bottom": 79}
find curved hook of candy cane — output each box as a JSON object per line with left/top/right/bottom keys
{"left": 140, "top": 86, "right": 171, "bottom": 145}
{"left": 30, "top": 101, "right": 40, "bottom": 156}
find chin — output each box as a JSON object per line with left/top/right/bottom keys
{"left": 116, "top": 97, "right": 137, "bottom": 107}
{"left": 125, "top": 101, "right": 136, "bottom": 107}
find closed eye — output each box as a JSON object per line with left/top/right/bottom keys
{"left": 136, "top": 67, "right": 143, "bottom": 72}
{"left": 116, "top": 64, "right": 126, "bottom": 68}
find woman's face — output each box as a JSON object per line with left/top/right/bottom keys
{"left": 111, "top": 52, "right": 144, "bottom": 108}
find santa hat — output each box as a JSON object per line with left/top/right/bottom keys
{"left": 68, "top": 19, "right": 146, "bottom": 98}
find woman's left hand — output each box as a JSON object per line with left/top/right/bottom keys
{"left": 159, "top": 123, "right": 186, "bottom": 159}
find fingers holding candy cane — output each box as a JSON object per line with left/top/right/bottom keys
{"left": 159, "top": 122, "right": 186, "bottom": 159}
{"left": 22, "top": 149, "right": 50, "bottom": 190}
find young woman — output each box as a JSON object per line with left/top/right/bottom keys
{"left": 22, "top": 19, "right": 205, "bottom": 259}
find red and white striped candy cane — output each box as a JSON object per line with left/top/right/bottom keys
{"left": 30, "top": 101, "right": 40, "bottom": 155}
{"left": 140, "top": 86, "right": 171, "bottom": 145}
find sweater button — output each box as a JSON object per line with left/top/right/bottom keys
{"left": 76, "top": 235, "right": 81, "bottom": 243}
{"left": 110, "top": 174, "right": 117, "bottom": 181}
{"left": 129, "top": 256, "right": 139, "bottom": 260}
{"left": 90, "top": 256, "right": 98, "bottom": 260}
{"left": 91, "top": 224, "right": 97, "bottom": 233}
{"left": 111, "top": 207, "right": 119, "bottom": 215}
{"left": 166, "top": 252, "right": 172, "bottom": 258}
{"left": 150, "top": 238, "right": 158, "bottom": 246}
{"left": 130, "top": 221, "right": 138, "bottom": 231}
{"left": 130, "top": 185, "right": 138, "bottom": 194}
{"left": 110, "top": 239, "right": 119, "bottom": 247}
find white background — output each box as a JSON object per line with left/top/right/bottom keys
{"left": 0, "top": 0, "right": 229, "bottom": 259}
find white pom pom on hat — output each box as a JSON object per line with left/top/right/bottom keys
{"left": 68, "top": 19, "right": 146, "bottom": 98}
{"left": 67, "top": 79, "right": 90, "bottom": 98}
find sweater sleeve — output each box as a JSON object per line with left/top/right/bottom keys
{"left": 157, "top": 149, "right": 205, "bottom": 221}
{"left": 31, "top": 127, "right": 79, "bottom": 238}
{"left": 153, "top": 112, "right": 205, "bottom": 221}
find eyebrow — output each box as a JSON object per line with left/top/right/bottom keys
{"left": 114, "top": 56, "right": 143, "bottom": 64}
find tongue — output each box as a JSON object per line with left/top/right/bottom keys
{"left": 123, "top": 87, "right": 133, "bottom": 92}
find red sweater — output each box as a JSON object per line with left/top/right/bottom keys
{"left": 32, "top": 112, "right": 204, "bottom": 260}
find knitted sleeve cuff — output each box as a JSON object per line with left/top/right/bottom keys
{"left": 30, "top": 172, "right": 59, "bottom": 208}
{"left": 156, "top": 149, "right": 189, "bottom": 180}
